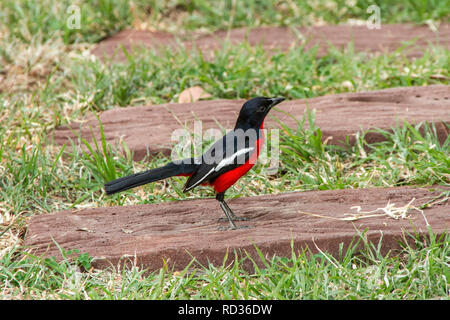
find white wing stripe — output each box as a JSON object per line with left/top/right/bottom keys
{"left": 185, "top": 167, "right": 216, "bottom": 191}
{"left": 215, "top": 147, "right": 254, "bottom": 172}
{"left": 185, "top": 147, "right": 255, "bottom": 191}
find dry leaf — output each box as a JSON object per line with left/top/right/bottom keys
{"left": 430, "top": 74, "right": 448, "bottom": 80}
{"left": 178, "top": 86, "right": 211, "bottom": 103}
{"left": 341, "top": 80, "right": 354, "bottom": 90}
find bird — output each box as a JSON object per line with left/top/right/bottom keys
{"left": 104, "top": 97, "right": 285, "bottom": 230}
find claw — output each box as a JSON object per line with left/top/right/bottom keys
{"left": 218, "top": 215, "right": 249, "bottom": 222}
{"left": 217, "top": 225, "right": 250, "bottom": 231}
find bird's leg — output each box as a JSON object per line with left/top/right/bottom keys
{"left": 216, "top": 193, "right": 248, "bottom": 230}
{"left": 218, "top": 201, "right": 238, "bottom": 230}
{"left": 221, "top": 199, "right": 249, "bottom": 221}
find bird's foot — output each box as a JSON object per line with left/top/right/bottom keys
{"left": 218, "top": 215, "right": 249, "bottom": 222}
{"left": 217, "top": 224, "right": 250, "bottom": 231}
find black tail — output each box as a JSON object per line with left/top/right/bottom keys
{"left": 104, "top": 161, "right": 197, "bottom": 195}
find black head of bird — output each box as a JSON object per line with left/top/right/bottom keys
{"left": 235, "top": 97, "right": 285, "bottom": 129}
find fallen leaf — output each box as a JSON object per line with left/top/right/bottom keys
{"left": 121, "top": 228, "right": 134, "bottom": 234}
{"left": 430, "top": 74, "right": 448, "bottom": 80}
{"left": 178, "top": 86, "right": 211, "bottom": 103}
{"left": 341, "top": 80, "right": 353, "bottom": 90}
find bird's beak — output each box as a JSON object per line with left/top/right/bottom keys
{"left": 269, "top": 97, "right": 285, "bottom": 108}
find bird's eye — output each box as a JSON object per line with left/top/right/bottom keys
{"left": 258, "top": 106, "right": 265, "bottom": 112}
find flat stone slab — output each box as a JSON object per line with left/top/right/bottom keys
{"left": 92, "top": 24, "right": 450, "bottom": 61}
{"left": 24, "top": 186, "right": 449, "bottom": 272}
{"left": 53, "top": 85, "right": 450, "bottom": 160}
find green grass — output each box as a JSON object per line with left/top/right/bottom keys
{"left": 277, "top": 111, "right": 450, "bottom": 190}
{"left": 64, "top": 43, "right": 450, "bottom": 109}
{"left": 0, "top": 0, "right": 132, "bottom": 44}
{"left": 1, "top": 0, "right": 449, "bottom": 45}
{"left": 134, "top": 0, "right": 450, "bottom": 33}
{"left": 0, "top": 0, "right": 449, "bottom": 300}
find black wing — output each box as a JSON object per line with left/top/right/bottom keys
{"left": 183, "top": 128, "right": 260, "bottom": 192}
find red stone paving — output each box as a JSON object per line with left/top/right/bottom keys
{"left": 53, "top": 85, "right": 450, "bottom": 160}
{"left": 24, "top": 186, "right": 449, "bottom": 271}
{"left": 92, "top": 24, "right": 450, "bottom": 60}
